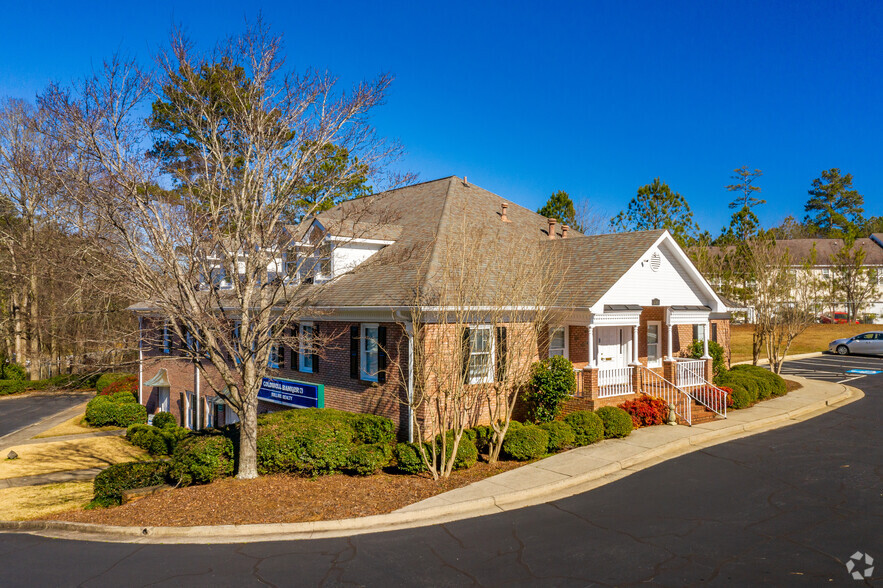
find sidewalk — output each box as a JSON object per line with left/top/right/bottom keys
{"left": 0, "top": 374, "right": 860, "bottom": 544}
{"left": 398, "top": 374, "right": 851, "bottom": 514}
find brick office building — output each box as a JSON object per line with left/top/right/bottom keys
{"left": 133, "top": 176, "right": 732, "bottom": 437}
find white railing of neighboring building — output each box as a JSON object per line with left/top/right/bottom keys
{"left": 598, "top": 366, "right": 633, "bottom": 397}
{"left": 637, "top": 366, "right": 692, "bottom": 425}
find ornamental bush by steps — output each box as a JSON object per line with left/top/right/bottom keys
{"left": 596, "top": 406, "right": 633, "bottom": 438}
{"left": 564, "top": 410, "right": 604, "bottom": 446}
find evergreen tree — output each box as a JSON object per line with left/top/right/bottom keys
{"left": 723, "top": 166, "right": 764, "bottom": 242}
{"left": 803, "top": 168, "right": 864, "bottom": 237}
{"left": 610, "top": 178, "right": 698, "bottom": 245}
{"left": 537, "top": 190, "right": 577, "bottom": 230}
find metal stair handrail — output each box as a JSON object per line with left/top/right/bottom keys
{"left": 673, "top": 361, "right": 728, "bottom": 418}
{"left": 636, "top": 366, "right": 693, "bottom": 425}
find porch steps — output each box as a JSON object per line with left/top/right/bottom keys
{"left": 677, "top": 399, "right": 720, "bottom": 426}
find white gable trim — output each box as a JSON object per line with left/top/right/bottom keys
{"left": 589, "top": 231, "right": 726, "bottom": 314}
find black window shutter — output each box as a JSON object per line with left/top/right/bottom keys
{"left": 312, "top": 324, "right": 320, "bottom": 373}
{"left": 495, "top": 326, "right": 507, "bottom": 382}
{"left": 711, "top": 323, "right": 718, "bottom": 343}
{"left": 461, "top": 327, "right": 471, "bottom": 384}
{"left": 378, "top": 326, "right": 387, "bottom": 384}
{"left": 350, "top": 325, "right": 360, "bottom": 379}
{"left": 292, "top": 326, "right": 299, "bottom": 372}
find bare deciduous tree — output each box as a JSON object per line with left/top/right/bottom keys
{"left": 42, "top": 23, "right": 409, "bottom": 479}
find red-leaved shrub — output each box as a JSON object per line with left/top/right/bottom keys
{"left": 618, "top": 394, "right": 669, "bottom": 428}
{"left": 718, "top": 386, "right": 734, "bottom": 408}
{"left": 100, "top": 375, "right": 138, "bottom": 396}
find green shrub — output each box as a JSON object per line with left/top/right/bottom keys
{"left": 104, "top": 376, "right": 138, "bottom": 396}
{"left": 256, "top": 409, "right": 355, "bottom": 476}
{"left": 716, "top": 365, "right": 786, "bottom": 408}
{"left": 524, "top": 355, "right": 576, "bottom": 423}
{"left": 90, "top": 461, "right": 169, "bottom": 507}
{"left": 502, "top": 424, "right": 549, "bottom": 461}
{"left": 126, "top": 423, "right": 151, "bottom": 439}
{"left": 394, "top": 442, "right": 427, "bottom": 474}
{"left": 349, "top": 413, "right": 395, "bottom": 444}
{"left": 152, "top": 412, "right": 177, "bottom": 429}
{"left": 95, "top": 373, "right": 135, "bottom": 395}
{"left": 564, "top": 410, "right": 604, "bottom": 446}
{"left": 168, "top": 432, "right": 235, "bottom": 486}
{"left": 539, "top": 420, "right": 575, "bottom": 452}
{"left": 347, "top": 442, "right": 394, "bottom": 476}
{"left": 730, "top": 364, "right": 786, "bottom": 396}
{"left": 688, "top": 340, "right": 727, "bottom": 379}
{"left": 427, "top": 432, "right": 478, "bottom": 470}
{"left": 85, "top": 393, "right": 147, "bottom": 427}
{"left": 0, "top": 362, "right": 27, "bottom": 381}
{"left": 469, "top": 425, "right": 494, "bottom": 453}
{"left": 112, "top": 390, "right": 137, "bottom": 403}
{"left": 0, "top": 380, "right": 28, "bottom": 396}
{"left": 596, "top": 406, "right": 633, "bottom": 438}
{"left": 128, "top": 424, "right": 189, "bottom": 456}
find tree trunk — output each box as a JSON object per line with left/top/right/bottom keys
{"left": 236, "top": 395, "right": 259, "bottom": 480}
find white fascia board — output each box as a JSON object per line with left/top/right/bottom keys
{"left": 327, "top": 236, "right": 395, "bottom": 245}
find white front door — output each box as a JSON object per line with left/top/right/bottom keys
{"left": 596, "top": 326, "right": 632, "bottom": 387}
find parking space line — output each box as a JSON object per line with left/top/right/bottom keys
{"left": 836, "top": 375, "right": 866, "bottom": 384}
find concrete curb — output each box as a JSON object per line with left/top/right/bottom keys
{"left": 0, "top": 378, "right": 863, "bottom": 544}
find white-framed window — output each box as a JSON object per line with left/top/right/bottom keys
{"left": 162, "top": 321, "right": 171, "bottom": 354}
{"left": 821, "top": 268, "right": 831, "bottom": 280}
{"left": 299, "top": 322, "right": 314, "bottom": 372}
{"left": 157, "top": 387, "right": 170, "bottom": 413}
{"left": 204, "top": 397, "right": 214, "bottom": 429}
{"left": 467, "top": 325, "right": 494, "bottom": 385}
{"left": 647, "top": 321, "right": 662, "bottom": 367}
{"left": 360, "top": 323, "right": 379, "bottom": 381}
{"left": 693, "top": 323, "right": 706, "bottom": 342}
{"left": 549, "top": 326, "right": 568, "bottom": 358}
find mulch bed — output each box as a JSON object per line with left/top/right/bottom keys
{"left": 785, "top": 379, "right": 803, "bottom": 393}
{"left": 46, "top": 461, "right": 525, "bottom": 527}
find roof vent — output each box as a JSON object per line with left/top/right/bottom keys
{"left": 547, "top": 218, "right": 557, "bottom": 240}
{"left": 650, "top": 252, "right": 661, "bottom": 272}
{"left": 562, "top": 225, "right": 569, "bottom": 239}
{"left": 501, "top": 202, "right": 511, "bottom": 223}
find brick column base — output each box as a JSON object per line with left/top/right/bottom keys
{"left": 582, "top": 367, "right": 599, "bottom": 400}
{"left": 704, "top": 358, "right": 714, "bottom": 382}
{"left": 663, "top": 359, "right": 676, "bottom": 384}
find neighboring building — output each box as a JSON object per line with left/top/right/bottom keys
{"left": 132, "top": 177, "right": 732, "bottom": 437}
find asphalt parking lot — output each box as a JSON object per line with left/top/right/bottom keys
{"left": 770, "top": 352, "right": 883, "bottom": 384}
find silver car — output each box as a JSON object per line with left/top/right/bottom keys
{"left": 828, "top": 332, "right": 883, "bottom": 355}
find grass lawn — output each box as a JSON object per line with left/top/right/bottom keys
{"left": 731, "top": 323, "right": 874, "bottom": 363}
{"left": 0, "top": 482, "right": 93, "bottom": 520}
{"left": 34, "top": 413, "right": 122, "bottom": 438}
{"left": 0, "top": 437, "right": 149, "bottom": 480}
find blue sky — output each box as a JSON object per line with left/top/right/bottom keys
{"left": 1, "top": 1, "right": 880, "bottom": 232}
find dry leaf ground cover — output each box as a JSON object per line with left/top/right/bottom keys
{"left": 49, "top": 461, "right": 526, "bottom": 527}
{"left": 0, "top": 437, "right": 148, "bottom": 479}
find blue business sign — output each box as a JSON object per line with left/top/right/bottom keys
{"left": 845, "top": 369, "right": 882, "bottom": 375}
{"left": 258, "top": 376, "right": 324, "bottom": 409}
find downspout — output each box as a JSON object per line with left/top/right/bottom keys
{"left": 138, "top": 316, "right": 143, "bottom": 405}
{"left": 195, "top": 363, "right": 201, "bottom": 430}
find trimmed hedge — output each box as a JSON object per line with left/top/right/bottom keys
{"left": 502, "top": 424, "right": 549, "bottom": 461}
{"left": 564, "top": 410, "right": 604, "bottom": 446}
{"left": 596, "top": 406, "right": 633, "bottom": 438}
{"left": 127, "top": 423, "right": 189, "bottom": 456}
{"left": 715, "top": 365, "right": 787, "bottom": 409}
{"left": 168, "top": 432, "right": 235, "bottom": 486}
{"left": 539, "top": 420, "right": 575, "bottom": 452}
{"left": 348, "top": 442, "right": 394, "bottom": 476}
{"left": 95, "top": 373, "right": 135, "bottom": 395}
{"left": 394, "top": 442, "right": 427, "bottom": 474}
{"left": 151, "top": 411, "right": 177, "bottom": 429}
{"left": 0, "top": 372, "right": 100, "bottom": 397}
{"left": 85, "top": 393, "right": 146, "bottom": 427}
{"left": 257, "top": 409, "right": 356, "bottom": 476}
{"left": 90, "top": 461, "right": 169, "bottom": 507}
{"left": 349, "top": 413, "right": 395, "bottom": 444}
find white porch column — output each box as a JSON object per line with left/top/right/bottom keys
{"left": 138, "top": 316, "right": 143, "bottom": 405}
{"left": 666, "top": 322, "right": 673, "bottom": 360}
{"left": 587, "top": 325, "right": 595, "bottom": 367}
{"left": 702, "top": 321, "right": 711, "bottom": 359}
{"left": 631, "top": 324, "right": 639, "bottom": 365}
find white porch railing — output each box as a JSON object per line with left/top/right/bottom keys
{"left": 598, "top": 366, "right": 633, "bottom": 397}
{"left": 636, "top": 366, "right": 692, "bottom": 425}
{"left": 675, "top": 358, "right": 706, "bottom": 389}
{"left": 673, "top": 358, "right": 727, "bottom": 418}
